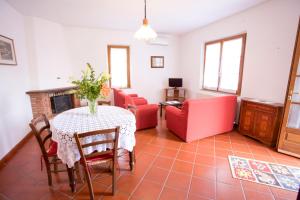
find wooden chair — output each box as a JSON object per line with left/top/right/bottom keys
{"left": 74, "top": 127, "right": 120, "bottom": 199}
{"left": 29, "top": 114, "right": 80, "bottom": 188}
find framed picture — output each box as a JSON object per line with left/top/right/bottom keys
{"left": 151, "top": 56, "right": 164, "bottom": 68}
{"left": 0, "top": 35, "right": 17, "bottom": 65}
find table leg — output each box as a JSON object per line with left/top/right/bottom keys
{"left": 129, "top": 148, "right": 135, "bottom": 171}
{"left": 66, "top": 165, "right": 76, "bottom": 193}
{"left": 160, "top": 104, "right": 163, "bottom": 117}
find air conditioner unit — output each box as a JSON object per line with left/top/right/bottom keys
{"left": 147, "top": 36, "right": 169, "bottom": 46}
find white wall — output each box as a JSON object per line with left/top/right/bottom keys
{"left": 0, "top": 0, "right": 32, "bottom": 159}
{"left": 0, "top": 10, "right": 179, "bottom": 159}
{"left": 24, "top": 17, "right": 180, "bottom": 103}
{"left": 64, "top": 27, "right": 180, "bottom": 103}
{"left": 180, "top": 0, "right": 300, "bottom": 103}
{"left": 25, "top": 17, "right": 73, "bottom": 89}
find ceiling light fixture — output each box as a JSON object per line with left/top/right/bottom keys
{"left": 134, "top": 0, "right": 157, "bottom": 41}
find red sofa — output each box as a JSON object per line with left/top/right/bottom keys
{"left": 165, "top": 95, "right": 237, "bottom": 142}
{"left": 113, "top": 88, "right": 158, "bottom": 130}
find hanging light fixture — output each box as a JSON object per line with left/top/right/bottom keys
{"left": 134, "top": 0, "right": 157, "bottom": 41}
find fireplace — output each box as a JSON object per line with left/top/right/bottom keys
{"left": 51, "top": 94, "right": 73, "bottom": 114}
{"left": 26, "top": 86, "right": 81, "bottom": 118}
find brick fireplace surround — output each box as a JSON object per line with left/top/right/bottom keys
{"left": 26, "top": 86, "right": 80, "bottom": 119}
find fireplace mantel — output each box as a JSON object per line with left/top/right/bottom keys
{"left": 26, "top": 86, "right": 78, "bottom": 94}
{"left": 26, "top": 86, "right": 80, "bottom": 118}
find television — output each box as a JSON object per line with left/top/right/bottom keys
{"left": 169, "top": 78, "right": 182, "bottom": 88}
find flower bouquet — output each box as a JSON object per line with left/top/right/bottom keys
{"left": 72, "top": 63, "right": 110, "bottom": 114}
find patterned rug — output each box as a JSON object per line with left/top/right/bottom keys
{"left": 228, "top": 156, "right": 300, "bottom": 192}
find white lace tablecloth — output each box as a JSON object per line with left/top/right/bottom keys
{"left": 51, "top": 106, "right": 136, "bottom": 167}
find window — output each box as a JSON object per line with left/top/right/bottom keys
{"left": 107, "top": 45, "right": 131, "bottom": 88}
{"left": 203, "top": 33, "right": 246, "bottom": 95}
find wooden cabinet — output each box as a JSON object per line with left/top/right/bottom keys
{"left": 165, "top": 88, "right": 186, "bottom": 102}
{"left": 238, "top": 98, "right": 283, "bottom": 146}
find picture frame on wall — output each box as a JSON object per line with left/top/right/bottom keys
{"left": 151, "top": 56, "right": 164, "bottom": 68}
{"left": 0, "top": 35, "right": 17, "bottom": 65}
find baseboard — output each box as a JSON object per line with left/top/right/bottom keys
{"left": 0, "top": 131, "right": 33, "bottom": 169}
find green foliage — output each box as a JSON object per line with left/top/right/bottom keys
{"left": 71, "top": 63, "right": 110, "bottom": 101}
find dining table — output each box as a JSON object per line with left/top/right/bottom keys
{"left": 50, "top": 105, "right": 137, "bottom": 192}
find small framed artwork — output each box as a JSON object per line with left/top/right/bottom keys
{"left": 0, "top": 35, "right": 17, "bottom": 65}
{"left": 151, "top": 56, "right": 164, "bottom": 68}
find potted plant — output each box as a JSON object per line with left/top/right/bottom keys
{"left": 72, "top": 63, "right": 110, "bottom": 114}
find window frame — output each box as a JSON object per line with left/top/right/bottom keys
{"left": 107, "top": 45, "right": 131, "bottom": 89}
{"left": 202, "top": 33, "right": 247, "bottom": 95}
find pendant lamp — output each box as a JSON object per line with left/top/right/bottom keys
{"left": 134, "top": 0, "right": 157, "bottom": 41}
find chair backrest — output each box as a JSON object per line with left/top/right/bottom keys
{"left": 74, "top": 127, "right": 120, "bottom": 167}
{"left": 29, "top": 114, "right": 52, "bottom": 159}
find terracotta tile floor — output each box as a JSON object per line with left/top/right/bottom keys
{"left": 0, "top": 119, "right": 299, "bottom": 200}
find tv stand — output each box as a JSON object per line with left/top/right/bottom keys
{"left": 165, "top": 88, "right": 186, "bottom": 102}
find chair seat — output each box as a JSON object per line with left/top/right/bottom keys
{"left": 82, "top": 152, "right": 114, "bottom": 165}
{"left": 47, "top": 141, "right": 58, "bottom": 157}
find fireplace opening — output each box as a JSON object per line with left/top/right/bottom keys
{"left": 50, "top": 94, "right": 73, "bottom": 114}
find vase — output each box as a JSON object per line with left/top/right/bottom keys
{"left": 87, "top": 99, "right": 97, "bottom": 115}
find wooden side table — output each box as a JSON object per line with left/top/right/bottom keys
{"left": 159, "top": 101, "right": 182, "bottom": 117}
{"left": 165, "top": 88, "right": 186, "bottom": 102}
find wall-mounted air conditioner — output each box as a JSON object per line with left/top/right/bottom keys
{"left": 147, "top": 36, "right": 169, "bottom": 46}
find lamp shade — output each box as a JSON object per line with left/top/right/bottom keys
{"left": 134, "top": 23, "right": 157, "bottom": 41}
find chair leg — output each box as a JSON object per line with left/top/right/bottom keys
{"left": 53, "top": 156, "right": 58, "bottom": 173}
{"left": 45, "top": 162, "right": 52, "bottom": 186}
{"left": 85, "top": 169, "right": 94, "bottom": 200}
{"left": 112, "top": 162, "right": 116, "bottom": 195}
{"left": 74, "top": 162, "right": 83, "bottom": 183}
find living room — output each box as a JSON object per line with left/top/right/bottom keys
{"left": 0, "top": 0, "right": 300, "bottom": 199}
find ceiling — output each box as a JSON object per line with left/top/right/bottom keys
{"left": 6, "top": 0, "right": 269, "bottom": 35}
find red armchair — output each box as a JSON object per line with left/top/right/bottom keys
{"left": 112, "top": 88, "right": 138, "bottom": 108}
{"left": 166, "top": 95, "right": 237, "bottom": 142}
{"left": 113, "top": 88, "right": 158, "bottom": 130}
{"left": 124, "top": 95, "right": 158, "bottom": 130}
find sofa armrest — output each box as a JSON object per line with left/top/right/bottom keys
{"left": 129, "top": 94, "right": 138, "bottom": 97}
{"left": 128, "top": 104, "right": 158, "bottom": 116}
{"left": 135, "top": 104, "right": 158, "bottom": 119}
{"left": 165, "top": 106, "right": 182, "bottom": 118}
{"left": 132, "top": 97, "right": 148, "bottom": 106}
{"left": 165, "top": 105, "right": 187, "bottom": 141}
{"left": 136, "top": 104, "right": 158, "bottom": 111}
{"left": 127, "top": 104, "right": 137, "bottom": 115}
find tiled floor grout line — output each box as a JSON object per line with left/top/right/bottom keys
{"left": 156, "top": 143, "right": 182, "bottom": 200}
{"left": 245, "top": 139, "right": 276, "bottom": 198}
{"left": 185, "top": 140, "right": 200, "bottom": 200}
{"left": 97, "top": 153, "right": 135, "bottom": 200}
{"left": 2, "top": 129, "right": 299, "bottom": 200}
{"left": 99, "top": 141, "right": 149, "bottom": 199}
{"left": 127, "top": 138, "right": 164, "bottom": 200}
{"left": 229, "top": 134, "right": 247, "bottom": 200}
{"left": 230, "top": 134, "right": 279, "bottom": 200}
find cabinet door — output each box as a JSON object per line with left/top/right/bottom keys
{"left": 254, "top": 111, "right": 274, "bottom": 143}
{"left": 239, "top": 105, "right": 256, "bottom": 134}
